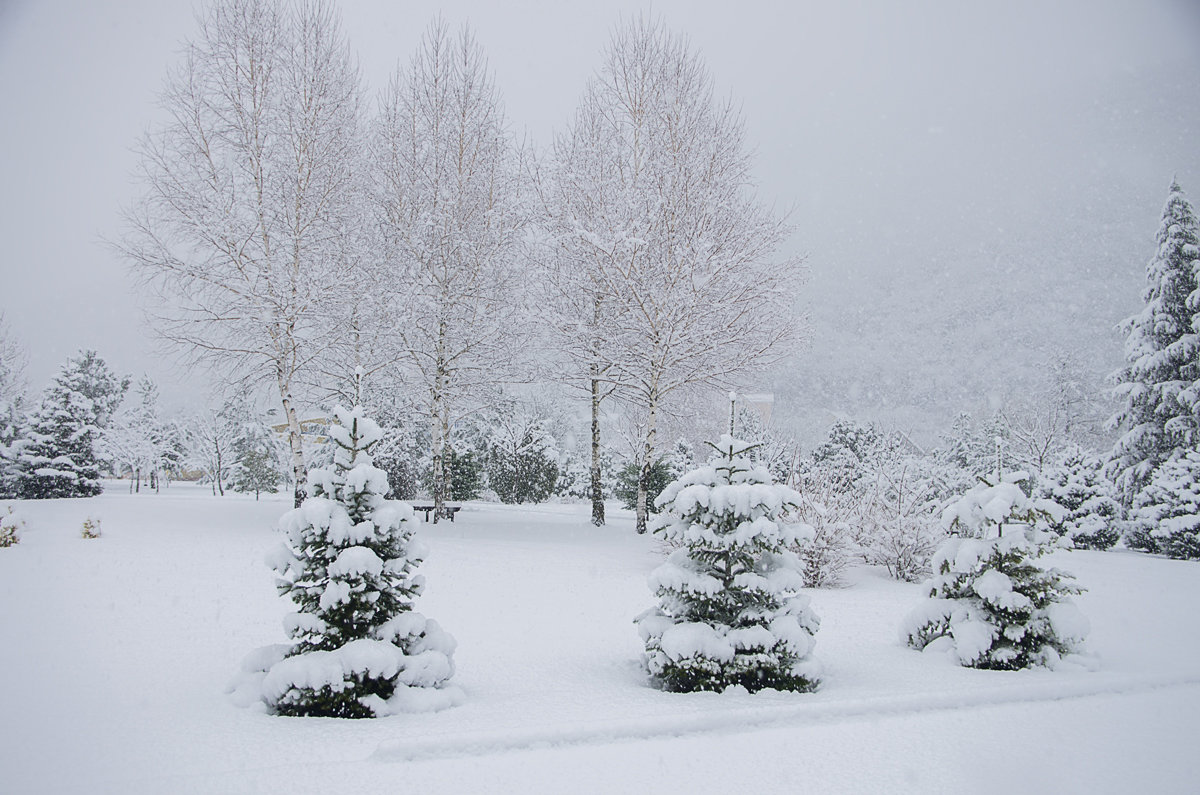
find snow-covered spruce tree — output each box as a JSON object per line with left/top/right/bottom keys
{"left": 1127, "top": 450, "right": 1200, "bottom": 559}
{"left": 1035, "top": 447, "right": 1120, "bottom": 550}
{"left": 637, "top": 435, "right": 821, "bottom": 693}
{"left": 1109, "top": 179, "right": 1200, "bottom": 502}
{"left": 255, "top": 406, "right": 457, "bottom": 718}
{"left": 18, "top": 351, "right": 128, "bottom": 499}
{"left": 903, "top": 475, "right": 1091, "bottom": 671}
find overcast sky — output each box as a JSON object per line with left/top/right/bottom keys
{"left": 2, "top": 0, "right": 1198, "bottom": 436}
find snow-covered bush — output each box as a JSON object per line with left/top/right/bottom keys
{"left": 0, "top": 505, "right": 21, "bottom": 547}
{"left": 789, "top": 469, "right": 859, "bottom": 587}
{"left": 853, "top": 455, "right": 949, "bottom": 583}
{"left": 903, "top": 476, "right": 1092, "bottom": 671}
{"left": 1035, "top": 447, "right": 1120, "bottom": 550}
{"left": 637, "top": 435, "right": 821, "bottom": 693}
{"left": 793, "top": 426, "right": 947, "bottom": 585}
{"left": 237, "top": 406, "right": 459, "bottom": 718}
{"left": 80, "top": 516, "right": 101, "bottom": 539}
{"left": 1127, "top": 450, "right": 1200, "bottom": 559}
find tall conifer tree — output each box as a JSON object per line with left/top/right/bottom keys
{"left": 1109, "top": 180, "right": 1200, "bottom": 500}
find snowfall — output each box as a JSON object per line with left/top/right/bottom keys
{"left": 1, "top": 484, "right": 1197, "bottom": 794}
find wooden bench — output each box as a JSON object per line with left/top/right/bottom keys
{"left": 411, "top": 505, "right": 462, "bottom": 522}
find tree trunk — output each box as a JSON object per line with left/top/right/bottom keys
{"left": 431, "top": 376, "right": 446, "bottom": 524}
{"left": 277, "top": 372, "right": 306, "bottom": 508}
{"left": 590, "top": 373, "right": 605, "bottom": 527}
{"left": 635, "top": 395, "right": 659, "bottom": 534}
{"left": 215, "top": 441, "right": 224, "bottom": 496}
{"left": 431, "top": 319, "right": 450, "bottom": 523}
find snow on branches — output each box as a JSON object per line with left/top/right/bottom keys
{"left": 1127, "top": 449, "right": 1200, "bottom": 559}
{"left": 232, "top": 406, "right": 460, "bottom": 718}
{"left": 637, "top": 435, "right": 821, "bottom": 693}
{"left": 903, "top": 475, "right": 1093, "bottom": 671}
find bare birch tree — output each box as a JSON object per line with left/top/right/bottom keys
{"left": 119, "top": 0, "right": 363, "bottom": 505}
{"left": 549, "top": 18, "right": 804, "bottom": 532}
{"left": 372, "top": 21, "right": 528, "bottom": 521}
{"left": 534, "top": 74, "right": 640, "bottom": 526}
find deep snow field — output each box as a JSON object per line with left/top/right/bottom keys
{"left": 1, "top": 483, "right": 1198, "bottom": 794}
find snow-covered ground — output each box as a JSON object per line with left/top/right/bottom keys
{"left": 1, "top": 483, "right": 1197, "bottom": 794}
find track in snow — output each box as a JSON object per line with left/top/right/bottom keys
{"left": 371, "top": 671, "right": 1200, "bottom": 762}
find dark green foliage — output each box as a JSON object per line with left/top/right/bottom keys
{"left": 273, "top": 674, "right": 395, "bottom": 719}
{"left": 444, "top": 446, "right": 483, "bottom": 500}
{"left": 487, "top": 429, "right": 558, "bottom": 504}
{"left": 614, "top": 458, "right": 673, "bottom": 511}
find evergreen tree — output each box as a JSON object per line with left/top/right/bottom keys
{"left": 1127, "top": 449, "right": 1200, "bottom": 559}
{"left": 443, "top": 445, "right": 483, "bottom": 501}
{"left": 1109, "top": 179, "right": 1200, "bottom": 501}
{"left": 369, "top": 394, "right": 430, "bottom": 501}
{"left": 614, "top": 458, "right": 672, "bottom": 512}
{"left": 0, "top": 402, "right": 27, "bottom": 499}
{"left": 230, "top": 418, "right": 283, "bottom": 499}
{"left": 486, "top": 424, "right": 559, "bottom": 504}
{"left": 556, "top": 444, "right": 616, "bottom": 502}
{"left": 257, "top": 406, "right": 456, "bottom": 718}
{"left": 903, "top": 475, "right": 1091, "bottom": 670}
{"left": 18, "top": 351, "right": 128, "bottom": 499}
{"left": 636, "top": 435, "right": 821, "bottom": 693}
{"left": 0, "top": 317, "right": 28, "bottom": 499}
{"left": 1035, "top": 447, "right": 1121, "bottom": 550}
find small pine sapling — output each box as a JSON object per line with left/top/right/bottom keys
{"left": 0, "top": 505, "right": 22, "bottom": 547}
{"left": 237, "top": 406, "right": 459, "bottom": 718}
{"left": 637, "top": 435, "right": 821, "bottom": 693}
{"left": 902, "top": 474, "right": 1093, "bottom": 671}
{"left": 80, "top": 516, "right": 101, "bottom": 539}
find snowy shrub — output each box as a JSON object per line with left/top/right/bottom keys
{"left": 80, "top": 516, "right": 101, "bottom": 539}
{"left": 1035, "top": 447, "right": 1120, "bottom": 551}
{"left": 854, "top": 456, "right": 948, "bottom": 583}
{"left": 902, "top": 476, "right": 1092, "bottom": 671}
{"left": 637, "top": 435, "right": 821, "bottom": 693}
{"left": 1127, "top": 450, "right": 1200, "bottom": 559}
{"left": 793, "top": 436, "right": 947, "bottom": 585}
{"left": 789, "top": 471, "right": 858, "bottom": 587}
{"left": 0, "top": 505, "right": 21, "bottom": 547}
{"left": 237, "top": 406, "right": 459, "bottom": 718}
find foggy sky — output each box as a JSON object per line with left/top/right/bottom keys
{"left": 1, "top": 0, "right": 1198, "bottom": 441}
